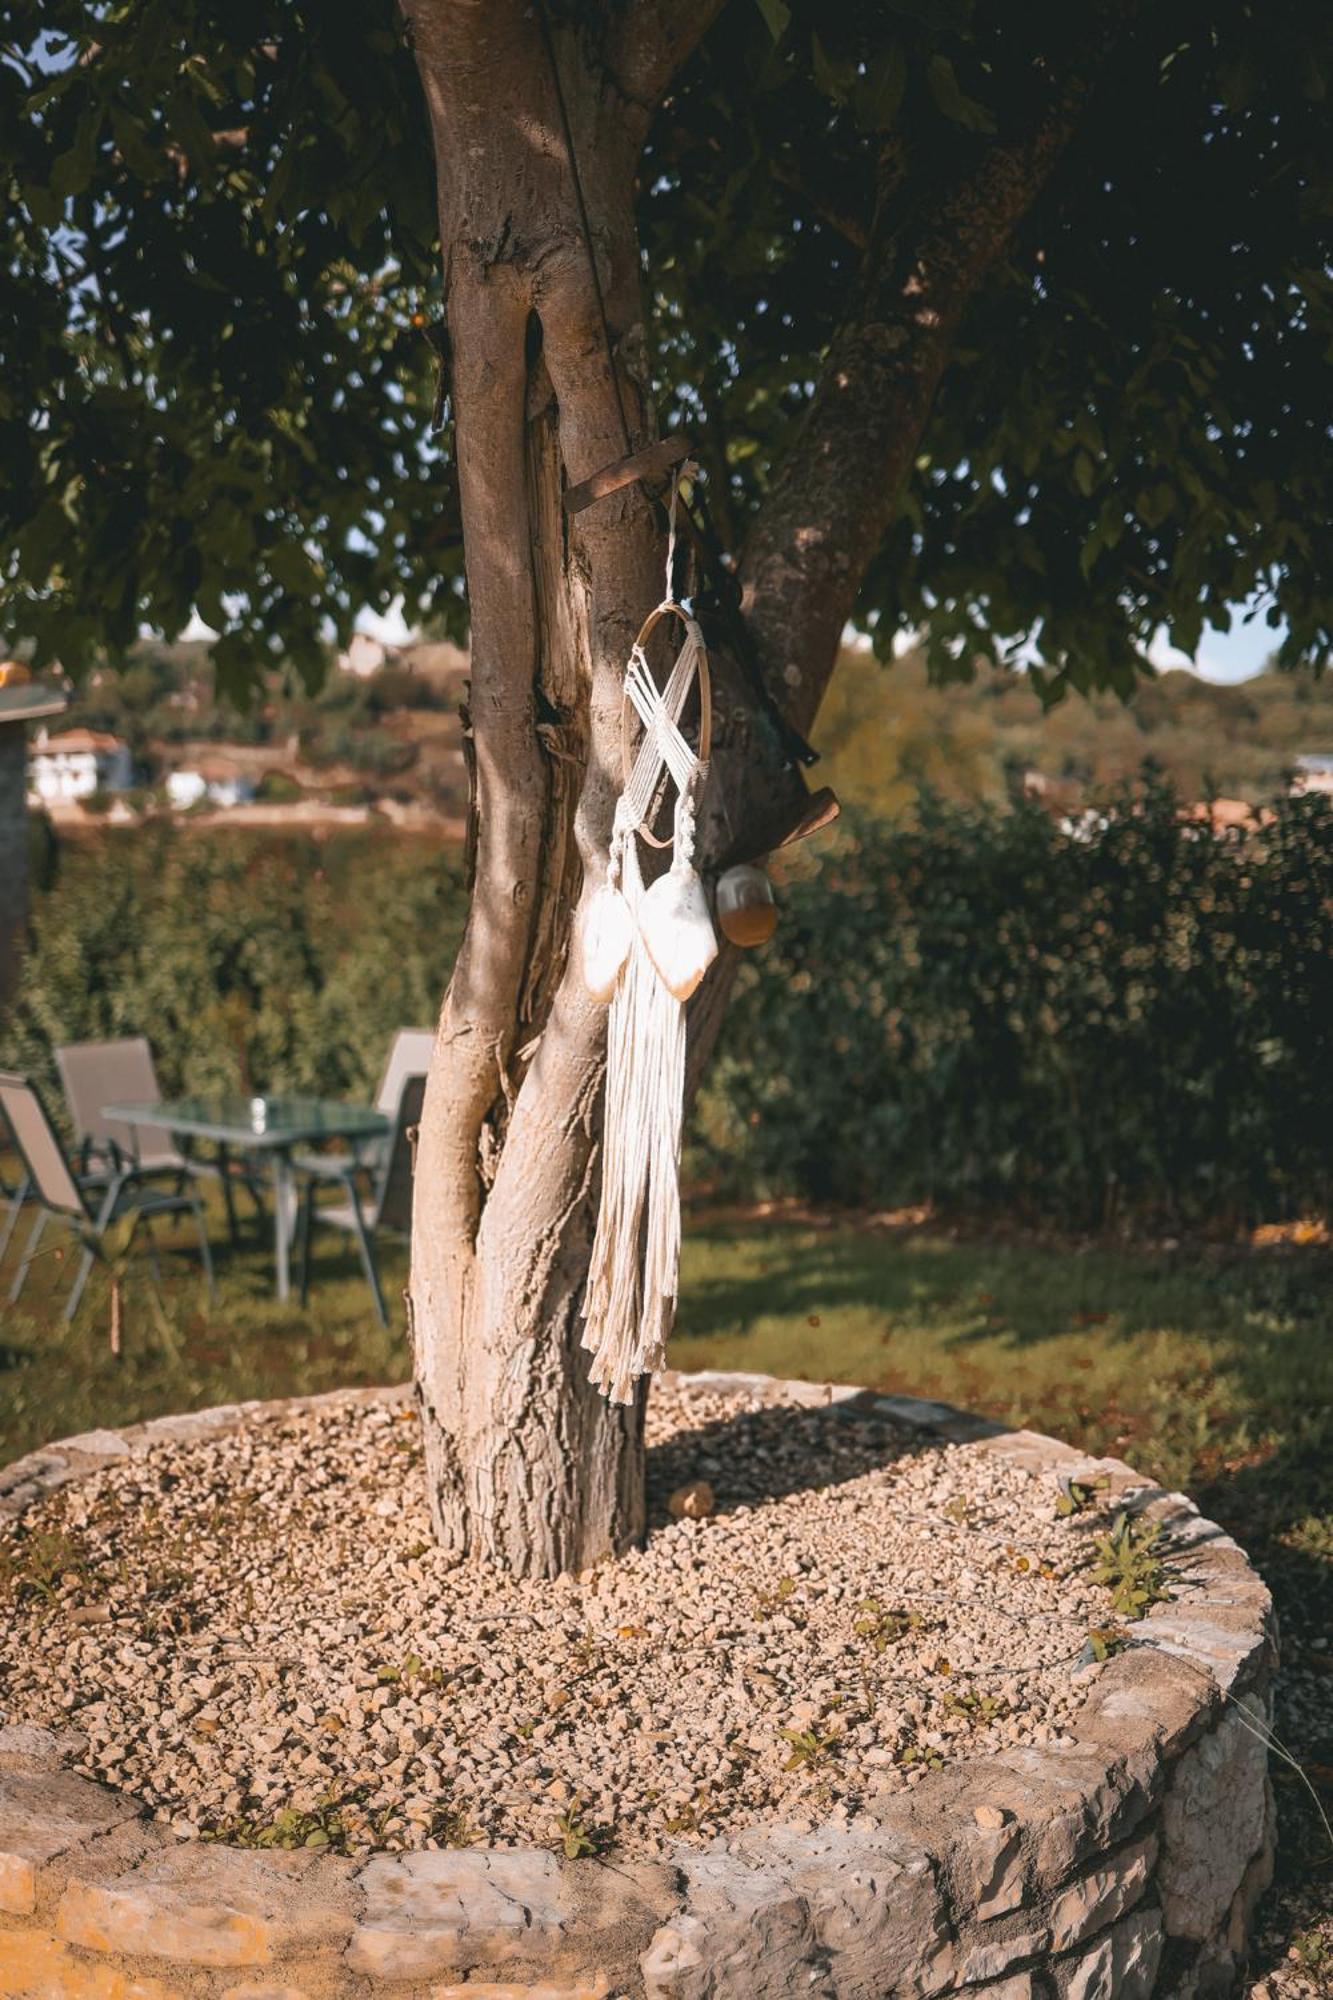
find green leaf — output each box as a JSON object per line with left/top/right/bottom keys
{"left": 857, "top": 46, "right": 907, "bottom": 131}
{"left": 754, "top": 0, "right": 791, "bottom": 40}
{"left": 811, "top": 34, "right": 855, "bottom": 105}
{"left": 110, "top": 107, "right": 166, "bottom": 183}
{"left": 22, "top": 181, "right": 62, "bottom": 227}
{"left": 50, "top": 112, "right": 102, "bottom": 199}
{"left": 926, "top": 54, "right": 996, "bottom": 134}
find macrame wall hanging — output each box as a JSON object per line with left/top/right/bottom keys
{"left": 578, "top": 473, "right": 721, "bottom": 1404}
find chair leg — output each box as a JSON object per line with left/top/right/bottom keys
{"left": 8, "top": 1209, "right": 47, "bottom": 1304}
{"left": 190, "top": 1194, "right": 215, "bottom": 1302}
{"left": 298, "top": 1187, "right": 314, "bottom": 1307}
{"left": 64, "top": 1242, "right": 98, "bottom": 1321}
{"left": 0, "top": 1176, "right": 30, "bottom": 1266}
{"left": 347, "top": 1191, "right": 387, "bottom": 1330}
{"left": 68, "top": 1189, "right": 136, "bottom": 1323}
{"left": 219, "top": 1145, "right": 240, "bottom": 1248}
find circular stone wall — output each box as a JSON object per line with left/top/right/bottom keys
{"left": 0, "top": 1372, "right": 1276, "bottom": 2000}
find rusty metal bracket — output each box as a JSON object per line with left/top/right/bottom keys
{"left": 564, "top": 434, "right": 695, "bottom": 516}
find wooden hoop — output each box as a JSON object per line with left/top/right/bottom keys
{"left": 620, "top": 601, "right": 712, "bottom": 849}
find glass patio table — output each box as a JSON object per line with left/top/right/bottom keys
{"left": 100, "top": 1095, "right": 389, "bottom": 1303}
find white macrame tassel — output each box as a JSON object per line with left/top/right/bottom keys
{"left": 582, "top": 482, "right": 714, "bottom": 1404}
{"left": 583, "top": 823, "right": 687, "bottom": 1402}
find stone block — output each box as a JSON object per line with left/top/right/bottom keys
{"left": 956, "top": 1920, "right": 1046, "bottom": 1985}
{"left": 1048, "top": 1833, "right": 1156, "bottom": 1951}
{"left": 1158, "top": 1696, "right": 1269, "bottom": 1940}
{"left": 60, "top": 1429, "right": 132, "bottom": 1459}
{"left": 1072, "top": 1647, "right": 1213, "bottom": 1764}
{"left": 969, "top": 1821, "right": 1025, "bottom": 1920}
{"left": 220, "top": 1988, "right": 312, "bottom": 2000}
{"left": 0, "top": 1854, "right": 35, "bottom": 1919}
{"left": 640, "top": 1855, "right": 822, "bottom": 2000}
{"left": 0, "top": 1724, "right": 63, "bottom": 1771}
{"left": 348, "top": 1848, "right": 574, "bottom": 1981}
{"left": 1225, "top": 1776, "right": 1276, "bottom": 1957}
{"left": 0, "top": 1768, "right": 140, "bottom": 1915}
{"left": 1144, "top": 1606, "right": 1272, "bottom": 1699}
{"left": 426, "top": 1984, "right": 611, "bottom": 2000}
{"left": 1049, "top": 1906, "right": 1163, "bottom": 2000}
{"left": 58, "top": 1844, "right": 354, "bottom": 1970}
{"left": 728, "top": 1826, "right": 955, "bottom": 1996}
{"left": 998, "top": 1742, "right": 1158, "bottom": 1887}
{"left": 0, "top": 1925, "right": 185, "bottom": 1999}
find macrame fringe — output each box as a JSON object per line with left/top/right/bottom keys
{"left": 581, "top": 518, "right": 714, "bottom": 1405}
{"left": 583, "top": 833, "right": 687, "bottom": 1403}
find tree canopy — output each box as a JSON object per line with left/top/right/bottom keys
{"left": 4, "top": 0, "right": 1331, "bottom": 702}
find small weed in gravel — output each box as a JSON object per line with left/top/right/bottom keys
{"left": 778, "top": 1724, "right": 840, "bottom": 1771}
{"left": 1090, "top": 1512, "right": 1173, "bottom": 1619}
{"left": 1055, "top": 1474, "right": 1111, "bottom": 1519}
{"left": 852, "top": 1599, "right": 927, "bottom": 1652}
{"left": 553, "top": 1796, "right": 613, "bottom": 1858}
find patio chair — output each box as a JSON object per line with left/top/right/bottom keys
{"left": 0, "top": 1073, "right": 214, "bottom": 1320}
{"left": 296, "top": 1072, "right": 424, "bottom": 1328}
{"left": 0, "top": 1145, "right": 31, "bottom": 1267}
{"left": 374, "top": 1029, "right": 435, "bottom": 1121}
{"left": 291, "top": 1027, "right": 433, "bottom": 1184}
{"left": 55, "top": 1036, "right": 261, "bottom": 1245}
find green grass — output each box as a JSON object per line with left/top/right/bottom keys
{"left": 2, "top": 1196, "right": 1329, "bottom": 1968}
{"left": 0, "top": 1193, "right": 411, "bottom": 1460}
{"left": 3, "top": 1200, "right": 1330, "bottom": 1585}
{"left": 674, "top": 1214, "right": 1333, "bottom": 1507}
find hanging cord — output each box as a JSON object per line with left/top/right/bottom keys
{"left": 534, "top": 0, "right": 635, "bottom": 463}
{"left": 663, "top": 458, "right": 690, "bottom": 605}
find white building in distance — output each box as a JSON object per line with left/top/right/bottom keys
{"left": 28, "top": 727, "right": 132, "bottom": 804}
{"left": 166, "top": 754, "right": 256, "bottom": 811}
{"left": 339, "top": 633, "right": 388, "bottom": 678}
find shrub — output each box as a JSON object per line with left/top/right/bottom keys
{"left": 7, "top": 783, "right": 1332, "bottom": 1232}
{"left": 695, "top": 781, "right": 1333, "bottom": 1229}
{"left": 254, "top": 771, "right": 304, "bottom": 804}
{"left": 1, "top": 826, "right": 465, "bottom": 1113}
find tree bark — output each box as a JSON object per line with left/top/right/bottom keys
{"left": 403, "top": 0, "right": 1119, "bottom": 1577}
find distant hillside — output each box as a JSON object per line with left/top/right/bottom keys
{"left": 817, "top": 647, "right": 1333, "bottom": 814}
{"left": 48, "top": 634, "right": 1333, "bottom": 823}
{"left": 53, "top": 637, "right": 470, "bottom": 818}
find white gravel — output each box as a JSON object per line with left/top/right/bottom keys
{"left": 0, "top": 1382, "right": 1115, "bottom": 1858}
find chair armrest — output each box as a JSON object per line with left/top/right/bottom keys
{"left": 80, "top": 1135, "right": 128, "bottom": 1177}
{"left": 293, "top": 1154, "right": 365, "bottom": 1193}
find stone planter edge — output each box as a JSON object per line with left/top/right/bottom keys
{"left": 0, "top": 1369, "right": 1277, "bottom": 2000}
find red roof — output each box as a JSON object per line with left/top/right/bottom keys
{"left": 37, "top": 728, "right": 126, "bottom": 755}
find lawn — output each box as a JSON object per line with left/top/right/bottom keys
{"left": 2, "top": 1196, "right": 1330, "bottom": 1980}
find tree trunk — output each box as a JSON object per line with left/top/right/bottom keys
{"left": 403, "top": 0, "right": 1117, "bottom": 1577}
{"left": 0, "top": 722, "right": 31, "bottom": 1007}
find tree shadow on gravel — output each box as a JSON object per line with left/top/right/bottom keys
{"left": 644, "top": 1397, "right": 933, "bottom": 1528}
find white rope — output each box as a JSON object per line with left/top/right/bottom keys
{"left": 582, "top": 468, "right": 714, "bottom": 1404}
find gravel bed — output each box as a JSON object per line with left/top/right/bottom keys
{"left": 0, "top": 1381, "right": 1125, "bottom": 1860}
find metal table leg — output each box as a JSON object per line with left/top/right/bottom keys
{"left": 273, "top": 1152, "right": 295, "bottom": 1301}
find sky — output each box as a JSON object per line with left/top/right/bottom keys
{"left": 1148, "top": 609, "right": 1284, "bottom": 684}
{"left": 344, "top": 602, "right": 1287, "bottom": 684}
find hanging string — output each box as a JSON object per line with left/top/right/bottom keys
{"left": 664, "top": 461, "right": 684, "bottom": 605}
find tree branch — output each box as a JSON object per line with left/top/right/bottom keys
{"left": 740, "top": 8, "right": 1130, "bottom": 741}
{"left": 769, "top": 153, "right": 870, "bottom": 252}
{"left": 610, "top": 0, "right": 727, "bottom": 108}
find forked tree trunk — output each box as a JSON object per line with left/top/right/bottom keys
{"left": 403, "top": 0, "right": 1116, "bottom": 1577}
